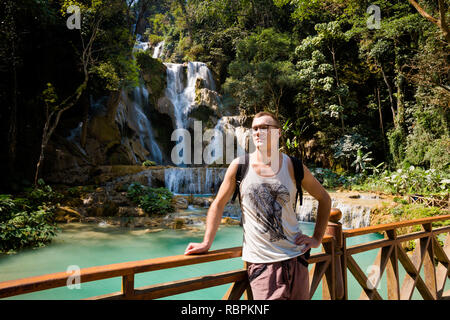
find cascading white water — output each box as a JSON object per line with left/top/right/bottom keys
{"left": 187, "top": 61, "right": 216, "bottom": 91}
{"left": 164, "top": 63, "right": 188, "bottom": 129}
{"left": 205, "top": 116, "right": 253, "bottom": 164}
{"left": 152, "top": 41, "right": 164, "bottom": 59}
{"left": 134, "top": 86, "right": 163, "bottom": 164}
{"left": 114, "top": 35, "right": 165, "bottom": 164}
{"left": 164, "top": 167, "right": 226, "bottom": 194}
{"left": 116, "top": 86, "right": 163, "bottom": 164}
{"left": 296, "top": 194, "right": 380, "bottom": 229}
{"left": 134, "top": 34, "right": 150, "bottom": 51}
{"left": 164, "top": 61, "right": 217, "bottom": 130}
{"left": 66, "top": 121, "right": 88, "bottom": 157}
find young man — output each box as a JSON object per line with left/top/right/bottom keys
{"left": 184, "top": 111, "right": 331, "bottom": 300}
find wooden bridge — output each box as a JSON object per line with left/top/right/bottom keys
{"left": 0, "top": 211, "right": 449, "bottom": 300}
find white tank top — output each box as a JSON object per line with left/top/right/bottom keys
{"left": 240, "top": 152, "right": 306, "bottom": 263}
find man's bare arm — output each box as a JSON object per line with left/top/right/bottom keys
{"left": 295, "top": 165, "right": 331, "bottom": 250}
{"left": 184, "top": 158, "right": 239, "bottom": 255}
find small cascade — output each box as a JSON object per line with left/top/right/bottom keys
{"left": 115, "top": 86, "right": 163, "bottom": 164}
{"left": 187, "top": 61, "right": 216, "bottom": 91}
{"left": 66, "top": 121, "right": 88, "bottom": 157}
{"left": 134, "top": 34, "right": 150, "bottom": 51}
{"left": 101, "top": 34, "right": 166, "bottom": 164}
{"left": 152, "top": 41, "right": 165, "bottom": 59}
{"left": 164, "top": 63, "right": 188, "bottom": 129}
{"left": 163, "top": 61, "right": 217, "bottom": 130}
{"left": 296, "top": 193, "right": 382, "bottom": 229}
{"left": 206, "top": 116, "right": 253, "bottom": 164}
{"left": 164, "top": 167, "right": 226, "bottom": 194}
{"left": 132, "top": 86, "right": 163, "bottom": 164}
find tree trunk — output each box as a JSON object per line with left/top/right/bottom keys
{"left": 33, "top": 11, "right": 100, "bottom": 186}
{"left": 396, "top": 76, "right": 405, "bottom": 128}
{"left": 380, "top": 64, "right": 397, "bottom": 128}
{"left": 376, "top": 85, "right": 387, "bottom": 156}
{"left": 134, "top": 1, "right": 148, "bottom": 35}
{"left": 408, "top": 0, "right": 450, "bottom": 43}
{"left": 34, "top": 122, "right": 50, "bottom": 186}
{"left": 330, "top": 44, "right": 345, "bottom": 133}
{"left": 80, "top": 91, "right": 90, "bottom": 148}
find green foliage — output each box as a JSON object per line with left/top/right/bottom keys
{"left": 42, "top": 83, "right": 58, "bottom": 107}
{"left": 387, "top": 203, "right": 448, "bottom": 227}
{"left": 351, "top": 149, "right": 374, "bottom": 174}
{"left": 142, "top": 160, "right": 156, "bottom": 167}
{"left": 274, "top": 0, "right": 324, "bottom": 22}
{"left": 356, "top": 166, "right": 450, "bottom": 196}
{"left": 223, "top": 28, "right": 297, "bottom": 115}
{"left": 0, "top": 181, "right": 62, "bottom": 254}
{"left": 404, "top": 89, "right": 450, "bottom": 170}
{"left": 332, "top": 133, "right": 372, "bottom": 170}
{"left": 91, "top": 61, "right": 121, "bottom": 91}
{"left": 387, "top": 127, "right": 407, "bottom": 166}
{"left": 134, "top": 50, "right": 167, "bottom": 99}
{"left": 310, "top": 167, "right": 347, "bottom": 189}
{"left": 126, "top": 183, "right": 174, "bottom": 215}
{"left": 25, "top": 179, "right": 64, "bottom": 209}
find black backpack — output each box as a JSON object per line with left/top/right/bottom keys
{"left": 231, "top": 153, "right": 304, "bottom": 209}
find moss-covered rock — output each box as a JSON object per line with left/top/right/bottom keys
{"left": 135, "top": 51, "right": 167, "bottom": 102}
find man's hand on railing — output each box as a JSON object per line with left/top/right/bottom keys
{"left": 184, "top": 241, "right": 211, "bottom": 255}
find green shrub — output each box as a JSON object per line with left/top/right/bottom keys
{"left": 0, "top": 194, "right": 59, "bottom": 254}
{"left": 310, "top": 167, "right": 349, "bottom": 188}
{"left": 126, "top": 183, "right": 174, "bottom": 215}
{"left": 351, "top": 165, "right": 449, "bottom": 196}
{"left": 387, "top": 127, "right": 407, "bottom": 166}
{"left": 25, "top": 180, "right": 63, "bottom": 209}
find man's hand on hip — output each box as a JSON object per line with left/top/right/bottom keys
{"left": 294, "top": 234, "right": 321, "bottom": 252}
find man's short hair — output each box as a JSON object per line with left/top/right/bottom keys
{"left": 253, "top": 111, "right": 280, "bottom": 128}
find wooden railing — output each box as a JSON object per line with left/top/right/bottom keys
{"left": 0, "top": 211, "right": 449, "bottom": 300}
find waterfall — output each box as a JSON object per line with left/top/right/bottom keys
{"left": 152, "top": 41, "right": 164, "bottom": 59}
{"left": 187, "top": 61, "right": 216, "bottom": 91}
{"left": 66, "top": 121, "right": 88, "bottom": 157}
{"left": 296, "top": 194, "right": 381, "bottom": 229}
{"left": 164, "top": 61, "right": 216, "bottom": 130}
{"left": 164, "top": 63, "right": 188, "bottom": 129}
{"left": 134, "top": 34, "right": 150, "bottom": 51}
{"left": 164, "top": 167, "right": 226, "bottom": 194}
{"left": 115, "top": 86, "right": 163, "bottom": 164}
{"left": 132, "top": 86, "right": 163, "bottom": 164}
{"left": 113, "top": 36, "right": 165, "bottom": 164}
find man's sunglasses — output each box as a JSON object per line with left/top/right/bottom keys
{"left": 251, "top": 124, "right": 280, "bottom": 132}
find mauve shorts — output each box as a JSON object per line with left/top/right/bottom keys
{"left": 246, "top": 250, "right": 310, "bottom": 300}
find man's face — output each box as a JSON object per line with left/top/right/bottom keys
{"left": 251, "top": 115, "right": 281, "bottom": 151}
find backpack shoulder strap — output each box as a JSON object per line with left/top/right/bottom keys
{"left": 288, "top": 155, "right": 304, "bottom": 208}
{"left": 231, "top": 153, "right": 249, "bottom": 203}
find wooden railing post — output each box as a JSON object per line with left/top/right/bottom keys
{"left": 122, "top": 274, "right": 134, "bottom": 298}
{"left": 243, "top": 262, "right": 253, "bottom": 300}
{"left": 323, "top": 208, "right": 345, "bottom": 300}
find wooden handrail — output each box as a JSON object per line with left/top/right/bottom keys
{"left": 0, "top": 246, "right": 242, "bottom": 299}
{"left": 87, "top": 270, "right": 249, "bottom": 300}
{"left": 343, "top": 214, "right": 450, "bottom": 238}
{"left": 0, "top": 213, "right": 449, "bottom": 300}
